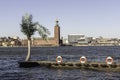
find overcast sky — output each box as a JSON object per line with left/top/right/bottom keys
{"left": 0, "top": 0, "right": 120, "bottom": 39}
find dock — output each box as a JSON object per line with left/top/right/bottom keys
{"left": 18, "top": 61, "right": 120, "bottom": 72}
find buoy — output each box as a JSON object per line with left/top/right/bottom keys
{"left": 56, "top": 56, "right": 62, "bottom": 64}
{"left": 80, "top": 56, "right": 87, "bottom": 64}
{"left": 106, "top": 56, "right": 113, "bottom": 65}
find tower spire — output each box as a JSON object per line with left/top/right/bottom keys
{"left": 56, "top": 19, "right": 59, "bottom": 26}
{"left": 54, "top": 19, "right": 60, "bottom": 46}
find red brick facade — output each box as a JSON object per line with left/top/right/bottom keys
{"left": 21, "top": 20, "right": 61, "bottom": 46}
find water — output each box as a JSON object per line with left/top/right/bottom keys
{"left": 0, "top": 46, "right": 120, "bottom": 80}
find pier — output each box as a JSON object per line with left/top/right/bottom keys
{"left": 18, "top": 61, "right": 120, "bottom": 72}
{"left": 18, "top": 55, "right": 120, "bottom": 72}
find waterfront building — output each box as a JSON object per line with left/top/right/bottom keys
{"left": 67, "top": 34, "right": 120, "bottom": 46}
{"left": 96, "top": 38, "right": 119, "bottom": 46}
{"left": 68, "top": 34, "right": 90, "bottom": 45}
{"left": 62, "top": 39, "right": 69, "bottom": 45}
{"left": 0, "top": 36, "right": 21, "bottom": 47}
{"left": 68, "top": 34, "right": 85, "bottom": 44}
{"left": 77, "top": 38, "right": 88, "bottom": 45}
{"left": 21, "top": 20, "right": 62, "bottom": 46}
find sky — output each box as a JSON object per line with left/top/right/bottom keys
{"left": 0, "top": 0, "right": 120, "bottom": 39}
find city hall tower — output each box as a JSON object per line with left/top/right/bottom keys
{"left": 54, "top": 20, "right": 60, "bottom": 45}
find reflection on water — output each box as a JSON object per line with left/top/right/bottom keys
{"left": 0, "top": 46, "right": 120, "bottom": 80}
{"left": 57, "top": 69, "right": 63, "bottom": 78}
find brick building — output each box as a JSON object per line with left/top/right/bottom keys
{"left": 22, "top": 20, "right": 61, "bottom": 46}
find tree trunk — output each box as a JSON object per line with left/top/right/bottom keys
{"left": 25, "top": 39, "right": 31, "bottom": 61}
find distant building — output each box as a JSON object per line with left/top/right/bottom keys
{"left": 62, "top": 39, "right": 69, "bottom": 45}
{"left": 0, "top": 36, "right": 21, "bottom": 47}
{"left": 68, "top": 34, "right": 87, "bottom": 45}
{"left": 86, "top": 37, "right": 93, "bottom": 43}
{"left": 68, "top": 34, "right": 85, "bottom": 44}
{"left": 21, "top": 20, "right": 62, "bottom": 46}
{"left": 68, "top": 34, "right": 94, "bottom": 46}
{"left": 95, "top": 38, "right": 119, "bottom": 46}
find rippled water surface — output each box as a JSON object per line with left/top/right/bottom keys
{"left": 0, "top": 46, "right": 120, "bottom": 80}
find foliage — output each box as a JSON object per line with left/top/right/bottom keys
{"left": 21, "top": 14, "right": 50, "bottom": 40}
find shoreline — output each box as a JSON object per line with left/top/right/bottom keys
{"left": 0, "top": 45, "right": 120, "bottom": 48}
